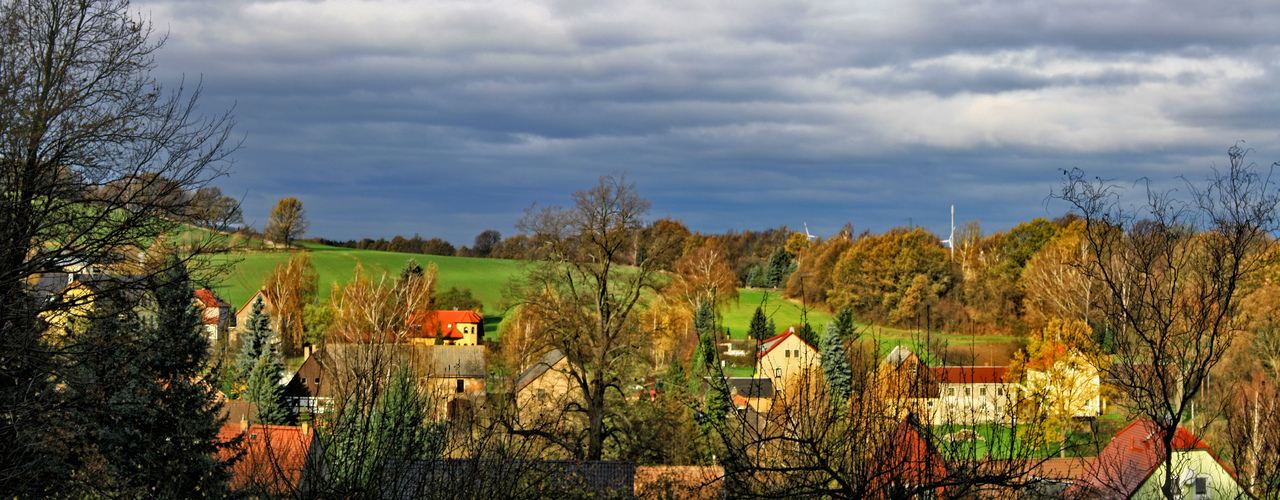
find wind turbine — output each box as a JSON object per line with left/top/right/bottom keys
{"left": 803, "top": 222, "right": 816, "bottom": 241}
{"left": 939, "top": 205, "right": 955, "bottom": 260}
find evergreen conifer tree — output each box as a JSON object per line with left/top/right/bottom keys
{"left": 821, "top": 322, "right": 854, "bottom": 401}
{"left": 766, "top": 318, "right": 777, "bottom": 339}
{"left": 237, "top": 296, "right": 274, "bottom": 381}
{"left": 693, "top": 301, "right": 716, "bottom": 336}
{"left": 63, "top": 259, "right": 234, "bottom": 496}
{"left": 834, "top": 305, "right": 857, "bottom": 342}
{"left": 246, "top": 349, "right": 287, "bottom": 424}
{"left": 763, "top": 247, "right": 794, "bottom": 287}
{"left": 748, "top": 304, "right": 770, "bottom": 341}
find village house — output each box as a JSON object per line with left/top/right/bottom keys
{"left": 285, "top": 344, "right": 487, "bottom": 421}
{"left": 1063, "top": 419, "right": 1248, "bottom": 500}
{"left": 235, "top": 289, "right": 277, "bottom": 344}
{"left": 512, "top": 348, "right": 572, "bottom": 423}
{"left": 928, "top": 365, "right": 1016, "bottom": 425}
{"left": 875, "top": 346, "right": 940, "bottom": 420}
{"left": 194, "top": 288, "right": 233, "bottom": 345}
{"left": 1025, "top": 347, "right": 1106, "bottom": 419}
{"left": 756, "top": 327, "right": 821, "bottom": 393}
{"left": 406, "top": 309, "right": 484, "bottom": 346}
{"left": 218, "top": 419, "right": 328, "bottom": 496}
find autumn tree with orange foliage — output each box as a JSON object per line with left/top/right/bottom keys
{"left": 264, "top": 253, "right": 319, "bottom": 356}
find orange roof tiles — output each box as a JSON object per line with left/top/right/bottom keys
{"left": 407, "top": 309, "right": 483, "bottom": 340}
{"left": 218, "top": 422, "right": 321, "bottom": 495}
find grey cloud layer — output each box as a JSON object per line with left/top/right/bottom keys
{"left": 138, "top": 0, "right": 1280, "bottom": 243}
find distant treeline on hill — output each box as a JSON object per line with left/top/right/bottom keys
{"left": 308, "top": 229, "right": 528, "bottom": 259}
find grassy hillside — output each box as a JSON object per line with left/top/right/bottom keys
{"left": 722, "top": 289, "right": 1023, "bottom": 363}
{"left": 207, "top": 243, "right": 524, "bottom": 313}
{"left": 208, "top": 244, "right": 1021, "bottom": 362}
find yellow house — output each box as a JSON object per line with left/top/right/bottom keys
{"left": 512, "top": 349, "right": 575, "bottom": 425}
{"left": 756, "top": 328, "right": 820, "bottom": 393}
{"left": 1025, "top": 348, "right": 1105, "bottom": 419}
{"left": 406, "top": 310, "right": 484, "bottom": 346}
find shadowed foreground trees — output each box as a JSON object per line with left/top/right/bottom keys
{"left": 0, "top": 0, "right": 238, "bottom": 493}
{"left": 1058, "top": 144, "right": 1280, "bottom": 500}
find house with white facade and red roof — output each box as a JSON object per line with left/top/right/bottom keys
{"left": 927, "top": 365, "right": 1016, "bottom": 425}
{"left": 194, "top": 288, "right": 233, "bottom": 344}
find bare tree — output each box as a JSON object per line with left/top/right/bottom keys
{"left": 0, "top": 0, "right": 237, "bottom": 493}
{"left": 508, "top": 173, "right": 683, "bottom": 461}
{"left": 1057, "top": 144, "right": 1280, "bottom": 499}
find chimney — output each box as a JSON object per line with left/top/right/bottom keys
{"left": 304, "top": 346, "right": 311, "bottom": 360}
{"left": 302, "top": 421, "right": 309, "bottom": 435}
{"left": 240, "top": 415, "right": 249, "bottom": 433}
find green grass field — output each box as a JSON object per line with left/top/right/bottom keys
{"left": 207, "top": 243, "right": 524, "bottom": 314}
{"left": 209, "top": 245, "right": 1021, "bottom": 358}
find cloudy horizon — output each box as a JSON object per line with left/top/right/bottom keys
{"left": 136, "top": 0, "right": 1280, "bottom": 246}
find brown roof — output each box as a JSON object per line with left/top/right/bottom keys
{"left": 931, "top": 366, "right": 1010, "bottom": 384}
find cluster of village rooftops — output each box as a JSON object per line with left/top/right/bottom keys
{"left": 35, "top": 270, "right": 1252, "bottom": 498}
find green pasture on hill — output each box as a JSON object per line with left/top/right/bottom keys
{"left": 207, "top": 243, "right": 525, "bottom": 316}
{"left": 208, "top": 243, "right": 1022, "bottom": 356}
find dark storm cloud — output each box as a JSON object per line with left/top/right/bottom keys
{"left": 135, "top": 0, "right": 1280, "bottom": 244}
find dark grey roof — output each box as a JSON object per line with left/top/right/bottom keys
{"left": 726, "top": 377, "right": 774, "bottom": 399}
{"left": 415, "top": 345, "right": 487, "bottom": 378}
{"left": 513, "top": 349, "right": 566, "bottom": 393}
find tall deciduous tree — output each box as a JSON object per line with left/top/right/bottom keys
{"left": 265, "top": 252, "right": 319, "bottom": 356}
{"left": 472, "top": 229, "right": 501, "bottom": 257}
{"left": 509, "top": 173, "right": 683, "bottom": 461}
{"left": 265, "top": 197, "right": 309, "bottom": 248}
{"left": 1057, "top": 144, "right": 1280, "bottom": 499}
{"left": 0, "top": 0, "right": 236, "bottom": 491}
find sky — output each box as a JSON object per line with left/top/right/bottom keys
{"left": 135, "top": 0, "right": 1280, "bottom": 247}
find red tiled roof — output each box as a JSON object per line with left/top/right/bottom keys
{"left": 195, "top": 288, "right": 230, "bottom": 308}
{"left": 407, "top": 309, "right": 483, "bottom": 340}
{"left": 757, "top": 327, "right": 816, "bottom": 358}
{"left": 1063, "top": 420, "right": 1228, "bottom": 500}
{"left": 930, "top": 366, "right": 1009, "bottom": 384}
{"left": 218, "top": 423, "right": 319, "bottom": 495}
{"left": 867, "top": 413, "right": 951, "bottom": 494}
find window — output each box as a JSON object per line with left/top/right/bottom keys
{"left": 785, "top": 350, "right": 791, "bottom": 358}
{"left": 537, "top": 388, "right": 546, "bottom": 401}
{"left": 996, "top": 387, "right": 1003, "bottom": 396}
{"left": 1195, "top": 476, "right": 1210, "bottom": 499}
{"left": 795, "top": 349, "right": 801, "bottom": 357}
{"left": 456, "top": 379, "right": 465, "bottom": 393}
{"left": 775, "top": 368, "right": 782, "bottom": 378}
{"left": 980, "top": 388, "right": 987, "bottom": 396}
{"left": 965, "top": 388, "right": 971, "bottom": 396}
{"left": 948, "top": 388, "right": 955, "bottom": 396}
{"left": 926, "top": 401, "right": 934, "bottom": 407}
